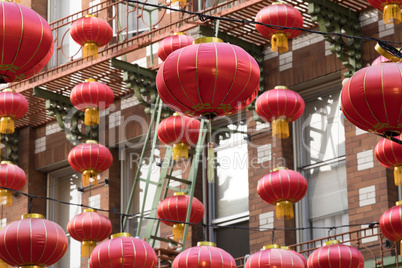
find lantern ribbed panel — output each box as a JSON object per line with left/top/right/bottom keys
{"left": 380, "top": 203, "right": 402, "bottom": 241}
{"left": 70, "top": 81, "right": 114, "bottom": 111}
{"left": 89, "top": 236, "right": 157, "bottom": 268}
{"left": 0, "top": 2, "right": 54, "bottom": 82}
{"left": 156, "top": 195, "right": 204, "bottom": 226}
{"left": 156, "top": 41, "right": 260, "bottom": 117}
{"left": 157, "top": 115, "right": 200, "bottom": 146}
{"left": 375, "top": 135, "right": 402, "bottom": 168}
{"left": 372, "top": 55, "right": 392, "bottom": 65}
{"left": 70, "top": 16, "right": 112, "bottom": 47}
{"left": 0, "top": 162, "right": 26, "bottom": 191}
{"left": 307, "top": 244, "right": 363, "bottom": 268}
{"left": 67, "top": 211, "right": 112, "bottom": 242}
{"left": 157, "top": 34, "right": 194, "bottom": 61}
{"left": 341, "top": 63, "right": 402, "bottom": 135}
{"left": 172, "top": 245, "right": 236, "bottom": 268}
{"left": 0, "top": 216, "right": 68, "bottom": 267}
{"left": 0, "top": 91, "right": 28, "bottom": 121}
{"left": 68, "top": 142, "right": 113, "bottom": 174}
{"left": 367, "top": 0, "right": 402, "bottom": 11}
{"left": 245, "top": 248, "right": 306, "bottom": 268}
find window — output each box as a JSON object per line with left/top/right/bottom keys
{"left": 47, "top": 167, "right": 82, "bottom": 268}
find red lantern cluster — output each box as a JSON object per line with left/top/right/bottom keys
{"left": 157, "top": 32, "right": 194, "bottom": 61}
{"left": 89, "top": 232, "right": 157, "bottom": 268}
{"left": 255, "top": 85, "right": 304, "bottom": 138}
{"left": 0, "top": 89, "right": 28, "bottom": 134}
{"left": 375, "top": 135, "right": 402, "bottom": 186}
{"left": 157, "top": 114, "right": 200, "bottom": 160}
{"left": 0, "top": 214, "right": 68, "bottom": 267}
{"left": 257, "top": 167, "right": 307, "bottom": 220}
{"left": 380, "top": 201, "right": 402, "bottom": 254}
{"left": 172, "top": 241, "right": 236, "bottom": 268}
{"left": 67, "top": 209, "right": 112, "bottom": 258}
{"left": 68, "top": 140, "right": 113, "bottom": 187}
{"left": 245, "top": 245, "right": 306, "bottom": 268}
{"left": 70, "top": 79, "right": 114, "bottom": 126}
{"left": 0, "top": 2, "right": 54, "bottom": 83}
{"left": 157, "top": 192, "right": 204, "bottom": 241}
{"left": 70, "top": 15, "right": 113, "bottom": 59}
{"left": 367, "top": 0, "right": 402, "bottom": 24}
{"left": 0, "top": 161, "right": 26, "bottom": 206}
{"left": 255, "top": 2, "right": 303, "bottom": 53}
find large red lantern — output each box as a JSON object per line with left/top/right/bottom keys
{"left": 341, "top": 62, "right": 402, "bottom": 136}
{"left": 89, "top": 232, "right": 157, "bottom": 268}
{"left": 0, "top": 214, "right": 68, "bottom": 267}
{"left": 157, "top": 192, "right": 204, "bottom": 241}
{"left": 255, "top": 2, "right": 303, "bottom": 53}
{"left": 255, "top": 85, "right": 304, "bottom": 138}
{"left": 70, "top": 15, "right": 113, "bottom": 59}
{"left": 307, "top": 240, "right": 364, "bottom": 267}
{"left": 0, "top": 88, "right": 28, "bottom": 134}
{"left": 380, "top": 200, "right": 402, "bottom": 255}
{"left": 245, "top": 244, "right": 306, "bottom": 268}
{"left": 367, "top": 0, "right": 402, "bottom": 24}
{"left": 375, "top": 135, "right": 402, "bottom": 186}
{"left": 0, "top": 1, "right": 54, "bottom": 83}
{"left": 70, "top": 79, "right": 114, "bottom": 126}
{"left": 68, "top": 140, "right": 113, "bottom": 187}
{"left": 157, "top": 32, "right": 194, "bottom": 61}
{"left": 257, "top": 167, "right": 307, "bottom": 220}
{"left": 0, "top": 161, "right": 26, "bottom": 207}
{"left": 67, "top": 209, "right": 112, "bottom": 258}
{"left": 157, "top": 114, "right": 200, "bottom": 160}
{"left": 172, "top": 241, "right": 236, "bottom": 268}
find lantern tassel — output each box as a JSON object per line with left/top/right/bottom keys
{"left": 272, "top": 118, "right": 289, "bottom": 139}
{"left": 276, "top": 200, "right": 294, "bottom": 220}
{"left": 395, "top": 166, "right": 402, "bottom": 186}
{"left": 84, "top": 108, "right": 99, "bottom": 126}
{"left": 173, "top": 223, "right": 189, "bottom": 241}
{"left": 383, "top": 4, "right": 401, "bottom": 25}
{"left": 173, "top": 143, "right": 188, "bottom": 160}
{"left": 83, "top": 42, "right": 99, "bottom": 59}
{"left": 0, "top": 117, "right": 14, "bottom": 134}
{"left": 207, "top": 142, "right": 215, "bottom": 183}
{"left": 82, "top": 240, "right": 97, "bottom": 258}
{"left": 0, "top": 190, "right": 11, "bottom": 207}
{"left": 271, "top": 33, "right": 288, "bottom": 53}
{"left": 0, "top": 258, "right": 7, "bottom": 268}
{"left": 82, "top": 170, "right": 98, "bottom": 187}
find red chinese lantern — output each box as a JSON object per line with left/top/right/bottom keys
{"left": 70, "top": 79, "right": 114, "bottom": 126}
{"left": 307, "top": 240, "right": 364, "bottom": 267}
{"left": 341, "top": 62, "right": 402, "bottom": 136}
{"left": 0, "top": 88, "right": 28, "bottom": 134}
{"left": 257, "top": 167, "right": 307, "bottom": 220}
{"left": 372, "top": 54, "right": 392, "bottom": 65}
{"left": 380, "top": 200, "right": 402, "bottom": 256}
{"left": 0, "top": 214, "right": 68, "bottom": 267}
{"left": 70, "top": 15, "right": 113, "bottom": 59}
{"left": 0, "top": 2, "right": 54, "bottom": 83}
{"left": 0, "top": 161, "right": 26, "bottom": 207}
{"left": 375, "top": 135, "right": 402, "bottom": 186}
{"left": 67, "top": 209, "right": 112, "bottom": 258}
{"left": 89, "top": 232, "right": 157, "bottom": 268}
{"left": 367, "top": 0, "right": 402, "bottom": 24}
{"left": 245, "top": 245, "right": 306, "bottom": 268}
{"left": 157, "top": 32, "right": 194, "bottom": 61}
{"left": 255, "top": 2, "right": 303, "bottom": 53}
{"left": 157, "top": 114, "right": 200, "bottom": 160}
{"left": 157, "top": 192, "right": 204, "bottom": 241}
{"left": 172, "top": 241, "right": 236, "bottom": 268}
{"left": 68, "top": 140, "right": 113, "bottom": 187}
{"left": 255, "top": 85, "right": 304, "bottom": 138}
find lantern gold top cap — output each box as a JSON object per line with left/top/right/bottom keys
{"left": 174, "top": 32, "right": 186, "bottom": 35}
{"left": 396, "top": 200, "right": 402, "bottom": 206}
{"left": 197, "top": 241, "right": 216, "bottom": 247}
{"left": 273, "top": 166, "right": 288, "bottom": 171}
{"left": 22, "top": 213, "right": 45, "bottom": 219}
{"left": 174, "top": 192, "right": 186, "bottom": 196}
{"left": 86, "top": 140, "right": 98, "bottom": 144}
{"left": 194, "top": 37, "right": 223, "bottom": 44}
{"left": 274, "top": 85, "right": 289, "bottom": 90}
{"left": 85, "top": 14, "right": 95, "bottom": 18}
{"left": 263, "top": 244, "right": 281, "bottom": 250}
{"left": 324, "top": 240, "right": 340, "bottom": 246}
{"left": 2, "top": 88, "right": 14, "bottom": 93}
{"left": 0, "top": 161, "right": 12, "bottom": 165}
{"left": 111, "top": 232, "right": 131, "bottom": 239}
{"left": 281, "top": 246, "right": 290, "bottom": 250}
{"left": 272, "top": 2, "right": 285, "bottom": 5}
{"left": 375, "top": 43, "right": 401, "bottom": 62}
{"left": 84, "top": 208, "right": 97, "bottom": 213}
{"left": 85, "top": 78, "right": 97, "bottom": 82}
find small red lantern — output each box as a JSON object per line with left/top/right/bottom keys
{"left": 157, "top": 192, "right": 204, "bottom": 241}
{"left": 157, "top": 32, "right": 194, "bottom": 61}
{"left": 375, "top": 135, "right": 402, "bottom": 186}
{"left": 89, "top": 232, "right": 157, "bottom": 268}
{"left": 246, "top": 245, "right": 306, "bottom": 268}
{"left": 172, "top": 241, "right": 236, "bottom": 268}
{"left": 67, "top": 209, "right": 112, "bottom": 258}
{"left": 0, "top": 2, "right": 54, "bottom": 83}
{"left": 341, "top": 62, "right": 402, "bottom": 136}
{"left": 0, "top": 214, "right": 68, "bottom": 267}
{"left": 257, "top": 167, "right": 307, "bottom": 220}
{"left": 0, "top": 88, "right": 28, "bottom": 134}
{"left": 70, "top": 15, "right": 113, "bottom": 59}
{"left": 367, "top": 0, "right": 402, "bottom": 24}
{"left": 0, "top": 161, "right": 26, "bottom": 206}
{"left": 380, "top": 200, "right": 402, "bottom": 256}
{"left": 255, "top": 2, "right": 303, "bottom": 53}
{"left": 68, "top": 140, "right": 113, "bottom": 187}
{"left": 70, "top": 79, "right": 114, "bottom": 126}
{"left": 307, "top": 240, "right": 364, "bottom": 267}
{"left": 255, "top": 85, "right": 304, "bottom": 138}
{"left": 157, "top": 114, "right": 200, "bottom": 160}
